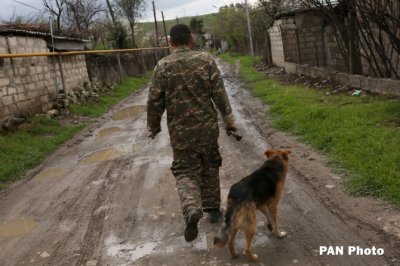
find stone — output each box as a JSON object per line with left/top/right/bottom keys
{"left": 46, "top": 109, "right": 59, "bottom": 118}
{"left": 0, "top": 116, "right": 25, "bottom": 131}
{"left": 40, "top": 252, "right": 50, "bottom": 258}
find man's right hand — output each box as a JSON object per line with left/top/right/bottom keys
{"left": 226, "top": 124, "right": 238, "bottom": 135}
{"left": 148, "top": 132, "right": 158, "bottom": 139}
{"left": 226, "top": 124, "right": 242, "bottom": 141}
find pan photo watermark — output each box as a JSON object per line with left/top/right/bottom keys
{"left": 319, "top": 246, "right": 385, "bottom": 256}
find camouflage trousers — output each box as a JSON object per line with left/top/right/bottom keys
{"left": 171, "top": 142, "right": 222, "bottom": 222}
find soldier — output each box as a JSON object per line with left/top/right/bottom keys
{"left": 147, "top": 24, "right": 238, "bottom": 242}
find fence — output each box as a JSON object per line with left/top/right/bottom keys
{"left": 0, "top": 40, "right": 169, "bottom": 121}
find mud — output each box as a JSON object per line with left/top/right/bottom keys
{"left": 0, "top": 58, "right": 398, "bottom": 266}
{"left": 0, "top": 219, "right": 37, "bottom": 237}
{"left": 33, "top": 166, "right": 68, "bottom": 182}
{"left": 80, "top": 148, "right": 122, "bottom": 164}
{"left": 96, "top": 127, "right": 122, "bottom": 138}
{"left": 111, "top": 105, "right": 146, "bottom": 121}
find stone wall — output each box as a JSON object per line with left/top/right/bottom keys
{"left": 0, "top": 36, "right": 89, "bottom": 118}
{"left": 86, "top": 49, "right": 168, "bottom": 86}
{"left": 284, "top": 61, "right": 400, "bottom": 96}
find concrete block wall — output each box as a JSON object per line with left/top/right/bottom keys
{"left": 0, "top": 36, "right": 89, "bottom": 118}
{"left": 284, "top": 61, "right": 400, "bottom": 96}
{"left": 58, "top": 54, "right": 89, "bottom": 94}
{"left": 268, "top": 20, "right": 285, "bottom": 67}
{"left": 323, "top": 26, "right": 347, "bottom": 72}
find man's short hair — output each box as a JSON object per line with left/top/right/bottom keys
{"left": 169, "top": 24, "right": 192, "bottom": 46}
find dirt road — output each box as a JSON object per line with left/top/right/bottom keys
{"left": 0, "top": 58, "right": 399, "bottom": 266}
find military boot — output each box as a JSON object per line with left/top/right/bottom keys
{"left": 208, "top": 209, "right": 222, "bottom": 223}
{"left": 184, "top": 209, "right": 202, "bottom": 242}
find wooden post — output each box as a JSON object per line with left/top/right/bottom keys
{"left": 161, "top": 11, "right": 169, "bottom": 49}
{"left": 116, "top": 52, "right": 123, "bottom": 82}
{"left": 152, "top": 1, "right": 159, "bottom": 47}
{"left": 57, "top": 55, "right": 67, "bottom": 94}
{"left": 141, "top": 50, "right": 146, "bottom": 74}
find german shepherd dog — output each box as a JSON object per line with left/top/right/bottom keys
{"left": 214, "top": 149, "right": 291, "bottom": 262}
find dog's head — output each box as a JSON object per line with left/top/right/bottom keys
{"left": 264, "top": 149, "right": 291, "bottom": 161}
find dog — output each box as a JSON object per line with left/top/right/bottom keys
{"left": 214, "top": 149, "right": 291, "bottom": 262}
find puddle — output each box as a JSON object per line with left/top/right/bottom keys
{"left": 33, "top": 166, "right": 67, "bottom": 181}
{"left": 112, "top": 105, "right": 146, "bottom": 121}
{"left": 81, "top": 148, "right": 121, "bottom": 163}
{"left": 96, "top": 127, "right": 122, "bottom": 138}
{"left": 106, "top": 235, "right": 158, "bottom": 263}
{"left": 0, "top": 219, "right": 37, "bottom": 237}
{"left": 130, "top": 242, "right": 157, "bottom": 261}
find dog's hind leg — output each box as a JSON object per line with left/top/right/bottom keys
{"left": 267, "top": 204, "right": 287, "bottom": 238}
{"left": 244, "top": 219, "right": 258, "bottom": 262}
{"left": 228, "top": 229, "right": 239, "bottom": 258}
{"left": 257, "top": 206, "right": 273, "bottom": 231}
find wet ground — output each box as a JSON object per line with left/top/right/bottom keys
{"left": 0, "top": 58, "right": 399, "bottom": 265}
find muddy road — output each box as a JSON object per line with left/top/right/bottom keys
{"left": 0, "top": 58, "right": 399, "bottom": 266}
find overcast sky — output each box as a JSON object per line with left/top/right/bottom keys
{"left": 0, "top": 0, "right": 258, "bottom": 22}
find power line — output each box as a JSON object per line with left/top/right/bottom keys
{"left": 11, "top": 0, "right": 41, "bottom": 12}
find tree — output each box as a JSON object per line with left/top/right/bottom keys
{"left": 213, "top": 4, "right": 248, "bottom": 53}
{"left": 115, "top": 0, "right": 146, "bottom": 48}
{"left": 43, "top": 0, "right": 66, "bottom": 31}
{"left": 64, "top": 0, "right": 104, "bottom": 33}
{"left": 105, "top": 0, "right": 117, "bottom": 26}
{"left": 189, "top": 17, "right": 205, "bottom": 35}
{"left": 107, "top": 20, "right": 128, "bottom": 49}
{"left": 190, "top": 17, "right": 205, "bottom": 48}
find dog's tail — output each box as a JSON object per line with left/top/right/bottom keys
{"left": 214, "top": 198, "right": 235, "bottom": 247}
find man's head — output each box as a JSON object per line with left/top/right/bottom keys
{"left": 169, "top": 24, "right": 193, "bottom": 47}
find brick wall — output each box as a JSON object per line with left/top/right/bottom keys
{"left": 0, "top": 36, "right": 89, "bottom": 118}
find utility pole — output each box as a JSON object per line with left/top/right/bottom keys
{"left": 245, "top": 0, "right": 254, "bottom": 64}
{"left": 161, "top": 11, "right": 169, "bottom": 46}
{"left": 152, "top": 1, "right": 159, "bottom": 47}
{"left": 176, "top": 16, "right": 179, "bottom": 24}
{"left": 212, "top": 28, "right": 216, "bottom": 50}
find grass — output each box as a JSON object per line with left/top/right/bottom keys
{"left": 0, "top": 117, "right": 84, "bottom": 185}
{"left": 220, "top": 53, "right": 400, "bottom": 207}
{"left": 0, "top": 75, "right": 151, "bottom": 186}
{"left": 69, "top": 74, "right": 150, "bottom": 117}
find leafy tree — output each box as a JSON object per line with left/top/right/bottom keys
{"left": 189, "top": 17, "right": 205, "bottom": 35}
{"left": 107, "top": 20, "right": 128, "bottom": 49}
{"left": 115, "top": 0, "right": 146, "bottom": 48}
{"left": 213, "top": 4, "right": 247, "bottom": 52}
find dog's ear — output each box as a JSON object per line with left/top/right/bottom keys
{"left": 282, "top": 150, "right": 292, "bottom": 160}
{"left": 265, "top": 149, "right": 274, "bottom": 158}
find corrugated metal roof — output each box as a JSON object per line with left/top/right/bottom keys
{"left": 0, "top": 28, "right": 89, "bottom": 42}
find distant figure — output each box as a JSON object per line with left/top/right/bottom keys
{"left": 147, "top": 24, "right": 238, "bottom": 242}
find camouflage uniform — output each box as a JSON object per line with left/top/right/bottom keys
{"left": 147, "top": 47, "right": 234, "bottom": 221}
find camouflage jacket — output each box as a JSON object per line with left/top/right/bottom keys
{"left": 147, "top": 47, "right": 234, "bottom": 150}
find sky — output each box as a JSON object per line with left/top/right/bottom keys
{"left": 0, "top": 0, "right": 258, "bottom": 22}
